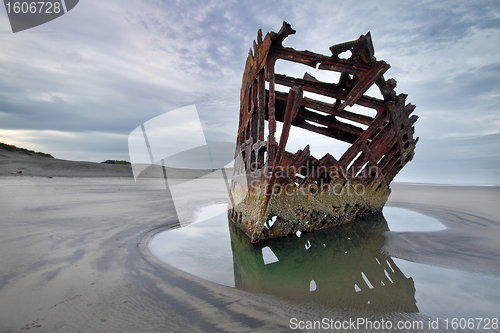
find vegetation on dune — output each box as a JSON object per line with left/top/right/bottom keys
{"left": 0, "top": 142, "right": 54, "bottom": 158}
{"left": 101, "top": 160, "right": 131, "bottom": 165}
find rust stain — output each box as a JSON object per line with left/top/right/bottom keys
{"left": 229, "top": 22, "right": 418, "bottom": 243}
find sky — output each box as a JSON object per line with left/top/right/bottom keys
{"left": 0, "top": 0, "right": 499, "bottom": 185}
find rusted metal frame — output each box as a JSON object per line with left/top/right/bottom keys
{"left": 356, "top": 95, "right": 386, "bottom": 111}
{"left": 250, "top": 83, "right": 258, "bottom": 143}
{"left": 251, "top": 141, "right": 267, "bottom": 180}
{"left": 386, "top": 96, "right": 413, "bottom": 168}
{"left": 265, "top": 86, "right": 303, "bottom": 201}
{"left": 317, "top": 60, "right": 370, "bottom": 77}
{"left": 328, "top": 32, "right": 374, "bottom": 61}
{"left": 316, "top": 154, "right": 337, "bottom": 188}
{"left": 296, "top": 107, "right": 364, "bottom": 136}
{"left": 301, "top": 156, "right": 333, "bottom": 190}
{"left": 284, "top": 146, "right": 312, "bottom": 188}
{"left": 379, "top": 144, "right": 400, "bottom": 175}
{"left": 338, "top": 139, "right": 367, "bottom": 170}
{"left": 257, "top": 69, "right": 266, "bottom": 169}
{"left": 272, "top": 98, "right": 360, "bottom": 144}
{"left": 356, "top": 145, "right": 381, "bottom": 185}
{"left": 266, "top": 54, "right": 277, "bottom": 138}
{"left": 378, "top": 142, "right": 398, "bottom": 173}
{"left": 375, "top": 76, "right": 398, "bottom": 101}
{"left": 385, "top": 165, "right": 403, "bottom": 184}
{"left": 275, "top": 91, "right": 374, "bottom": 126}
{"left": 290, "top": 155, "right": 315, "bottom": 188}
{"left": 238, "top": 98, "right": 249, "bottom": 143}
{"left": 244, "top": 38, "right": 271, "bottom": 90}
{"left": 257, "top": 70, "right": 266, "bottom": 142}
{"left": 384, "top": 155, "right": 404, "bottom": 183}
{"left": 237, "top": 93, "right": 244, "bottom": 136}
{"left": 367, "top": 108, "right": 390, "bottom": 140}
{"left": 338, "top": 107, "right": 390, "bottom": 167}
{"left": 272, "top": 48, "right": 319, "bottom": 69}
{"left": 242, "top": 137, "right": 254, "bottom": 175}
{"left": 368, "top": 127, "right": 396, "bottom": 164}
{"left": 236, "top": 87, "right": 247, "bottom": 144}
{"left": 348, "top": 141, "right": 379, "bottom": 180}
{"left": 238, "top": 28, "right": 271, "bottom": 151}
{"left": 298, "top": 120, "right": 359, "bottom": 144}
{"left": 271, "top": 21, "right": 296, "bottom": 47}
{"left": 367, "top": 124, "right": 393, "bottom": 151}
{"left": 304, "top": 102, "right": 373, "bottom": 127}
{"left": 263, "top": 52, "right": 277, "bottom": 175}
{"left": 273, "top": 45, "right": 376, "bottom": 74}
{"left": 280, "top": 151, "right": 295, "bottom": 167}
{"left": 319, "top": 153, "right": 336, "bottom": 168}
{"left": 408, "top": 114, "right": 418, "bottom": 127}
{"left": 323, "top": 155, "right": 348, "bottom": 185}
{"left": 232, "top": 22, "right": 419, "bottom": 243}
{"left": 290, "top": 146, "right": 311, "bottom": 173}
{"left": 346, "top": 148, "right": 366, "bottom": 177}
{"left": 366, "top": 115, "right": 395, "bottom": 157}
{"left": 400, "top": 144, "right": 416, "bottom": 166}
{"left": 274, "top": 74, "right": 345, "bottom": 100}
{"left": 275, "top": 92, "right": 365, "bottom": 137}
{"left": 403, "top": 140, "right": 418, "bottom": 164}
{"left": 339, "top": 62, "right": 390, "bottom": 111}
{"left": 274, "top": 97, "right": 363, "bottom": 143}
{"left": 273, "top": 47, "right": 373, "bottom": 77}
{"left": 275, "top": 86, "right": 303, "bottom": 168}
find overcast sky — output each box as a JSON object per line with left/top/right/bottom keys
{"left": 0, "top": 0, "right": 499, "bottom": 185}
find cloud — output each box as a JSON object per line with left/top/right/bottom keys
{"left": 0, "top": 0, "right": 499, "bottom": 184}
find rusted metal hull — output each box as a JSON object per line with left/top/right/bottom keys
{"left": 229, "top": 22, "right": 418, "bottom": 243}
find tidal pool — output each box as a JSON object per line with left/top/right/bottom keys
{"left": 150, "top": 205, "right": 500, "bottom": 318}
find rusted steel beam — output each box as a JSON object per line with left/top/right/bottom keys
{"left": 229, "top": 21, "right": 418, "bottom": 243}
{"left": 275, "top": 91, "right": 374, "bottom": 125}
{"left": 265, "top": 86, "right": 303, "bottom": 206}
{"left": 338, "top": 62, "right": 390, "bottom": 111}
{"left": 275, "top": 74, "right": 345, "bottom": 100}
{"left": 272, "top": 98, "right": 361, "bottom": 143}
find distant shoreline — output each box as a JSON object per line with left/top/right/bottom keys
{"left": 0, "top": 146, "right": 233, "bottom": 179}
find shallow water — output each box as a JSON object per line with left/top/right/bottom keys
{"left": 150, "top": 205, "right": 500, "bottom": 319}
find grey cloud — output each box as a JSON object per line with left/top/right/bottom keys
{"left": 0, "top": 0, "right": 498, "bottom": 185}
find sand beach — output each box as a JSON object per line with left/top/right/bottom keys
{"left": 0, "top": 148, "right": 499, "bottom": 332}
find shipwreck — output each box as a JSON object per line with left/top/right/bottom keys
{"left": 229, "top": 22, "right": 418, "bottom": 243}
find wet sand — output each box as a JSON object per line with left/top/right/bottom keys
{"left": 385, "top": 183, "right": 500, "bottom": 277}
{"left": 0, "top": 149, "right": 499, "bottom": 332}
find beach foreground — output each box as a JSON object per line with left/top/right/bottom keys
{"left": 0, "top": 151, "right": 499, "bottom": 332}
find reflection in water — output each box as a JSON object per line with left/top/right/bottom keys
{"left": 229, "top": 213, "right": 418, "bottom": 312}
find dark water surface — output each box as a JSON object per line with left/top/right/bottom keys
{"left": 150, "top": 204, "right": 500, "bottom": 319}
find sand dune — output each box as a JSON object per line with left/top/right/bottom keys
{"left": 0, "top": 148, "right": 229, "bottom": 180}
